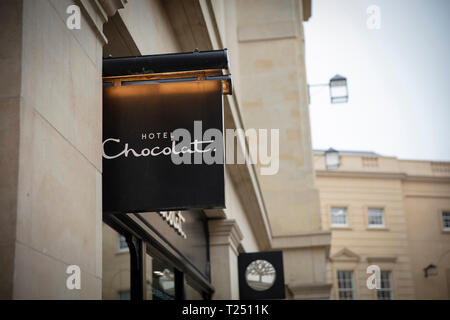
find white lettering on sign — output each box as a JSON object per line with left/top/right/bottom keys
{"left": 158, "top": 211, "right": 187, "bottom": 239}
{"left": 102, "top": 138, "right": 214, "bottom": 160}
{"left": 103, "top": 121, "right": 280, "bottom": 175}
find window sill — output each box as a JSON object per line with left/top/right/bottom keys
{"left": 367, "top": 226, "right": 389, "bottom": 231}
{"left": 116, "top": 249, "right": 129, "bottom": 254}
{"left": 331, "top": 226, "right": 352, "bottom": 231}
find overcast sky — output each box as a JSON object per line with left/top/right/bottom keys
{"left": 304, "top": 0, "right": 450, "bottom": 161}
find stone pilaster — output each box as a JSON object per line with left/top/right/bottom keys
{"left": 208, "top": 219, "right": 243, "bottom": 299}
{"left": 1, "top": 0, "right": 129, "bottom": 299}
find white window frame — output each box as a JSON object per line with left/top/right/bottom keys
{"left": 377, "top": 271, "right": 394, "bottom": 300}
{"left": 118, "top": 235, "right": 129, "bottom": 253}
{"left": 368, "top": 208, "right": 385, "bottom": 228}
{"left": 331, "top": 207, "right": 348, "bottom": 227}
{"left": 442, "top": 211, "right": 450, "bottom": 231}
{"left": 337, "top": 270, "right": 355, "bottom": 300}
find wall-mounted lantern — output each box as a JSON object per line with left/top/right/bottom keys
{"left": 308, "top": 74, "right": 349, "bottom": 104}
{"left": 325, "top": 148, "right": 340, "bottom": 170}
{"left": 329, "top": 74, "right": 348, "bottom": 104}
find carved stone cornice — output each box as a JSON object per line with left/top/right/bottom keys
{"left": 98, "top": 0, "right": 128, "bottom": 17}
{"left": 330, "top": 248, "right": 361, "bottom": 262}
{"left": 271, "top": 231, "right": 331, "bottom": 251}
{"left": 367, "top": 256, "right": 398, "bottom": 264}
{"left": 208, "top": 219, "right": 244, "bottom": 256}
{"left": 75, "top": 0, "right": 128, "bottom": 45}
{"left": 316, "top": 169, "right": 450, "bottom": 183}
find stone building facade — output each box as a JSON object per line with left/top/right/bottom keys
{"left": 315, "top": 150, "right": 450, "bottom": 299}
{"left": 0, "top": 0, "right": 331, "bottom": 299}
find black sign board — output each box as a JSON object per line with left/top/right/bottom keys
{"left": 238, "top": 251, "right": 285, "bottom": 300}
{"left": 102, "top": 80, "right": 225, "bottom": 214}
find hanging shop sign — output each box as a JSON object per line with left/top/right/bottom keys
{"left": 102, "top": 77, "right": 226, "bottom": 214}
{"left": 238, "top": 251, "right": 286, "bottom": 300}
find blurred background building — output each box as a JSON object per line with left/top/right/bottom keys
{"left": 315, "top": 149, "right": 450, "bottom": 299}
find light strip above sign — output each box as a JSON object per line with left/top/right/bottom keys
{"left": 103, "top": 49, "right": 232, "bottom": 95}
{"left": 103, "top": 69, "right": 232, "bottom": 95}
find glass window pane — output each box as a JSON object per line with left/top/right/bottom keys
{"left": 443, "top": 212, "right": 450, "bottom": 229}
{"left": 377, "top": 271, "right": 393, "bottom": 300}
{"left": 330, "top": 85, "right": 348, "bottom": 98}
{"left": 118, "top": 235, "right": 128, "bottom": 251}
{"left": 118, "top": 291, "right": 130, "bottom": 300}
{"left": 337, "top": 270, "right": 354, "bottom": 300}
{"left": 368, "top": 208, "right": 384, "bottom": 226}
{"left": 146, "top": 255, "right": 175, "bottom": 300}
{"left": 331, "top": 207, "right": 348, "bottom": 226}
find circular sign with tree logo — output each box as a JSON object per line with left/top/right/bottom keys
{"left": 245, "top": 260, "right": 276, "bottom": 291}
